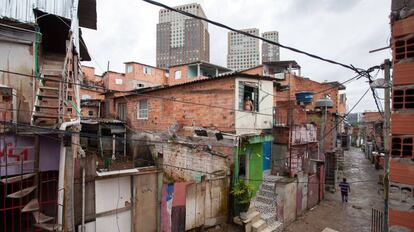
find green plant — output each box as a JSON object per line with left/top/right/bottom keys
{"left": 231, "top": 179, "right": 254, "bottom": 212}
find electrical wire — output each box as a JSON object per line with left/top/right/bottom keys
{"left": 142, "top": 0, "right": 363, "bottom": 74}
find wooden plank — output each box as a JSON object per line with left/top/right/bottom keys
{"left": 7, "top": 186, "right": 36, "bottom": 198}
{"left": 0, "top": 173, "right": 36, "bottom": 184}
{"left": 34, "top": 223, "right": 62, "bottom": 232}
{"left": 95, "top": 205, "right": 131, "bottom": 218}
{"left": 22, "top": 198, "right": 39, "bottom": 212}
{"left": 32, "top": 212, "right": 54, "bottom": 224}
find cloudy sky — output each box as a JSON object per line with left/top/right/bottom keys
{"left": 81, "top": 0, "right": 390, "bottom": 113}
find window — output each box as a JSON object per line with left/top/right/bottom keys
{"left": 115, "top": 79, "right": 123, "bottom": 85}
{"left": 393, "top": 88, "right": 414, "bottom": 110}
{"left": 126, "top": 65, "right": 133, "bottom": 73}
{"left": 137, "top": 99, "right": 148, "bottom": 119}
{"left": 117, "top": 103, "right": 127, "bottom": 121}
{"left": 174, "top": 70, "right": 182, "bottom": 80}
{"left": 239, "top": 81, "right": 259, "bottom": 112}
{"left": 392, "top": 136, "right": 414, "bottom": 158}
{"left": 81, "top": 94, "right": 91, "bottom": 100}
{"left": 143, "top": 66, "right": 152, "bottom": 75}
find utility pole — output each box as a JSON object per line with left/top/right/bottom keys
{"left": 382, "top": 59, "right": 391, "bottom": 232}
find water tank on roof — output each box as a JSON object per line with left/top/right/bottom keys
{"left": 315, "top": 97, "right": 334, "bottom": 108}
{"left": 295, "top": 91, "right": 314, "bottom": 105}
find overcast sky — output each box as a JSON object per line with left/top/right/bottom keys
{"left": 81, "top": 0, "right": 390, "bottom": 113}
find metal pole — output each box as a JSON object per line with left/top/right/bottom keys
{"left": 383, "top": 59, "right": 391, "bottom": 232}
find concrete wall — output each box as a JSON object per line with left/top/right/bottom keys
{"left": 0, "top": 32, "right": 35, "bottom": 124}
{"left": 275, "top": 181, "right": 297, "bottom": 225}
{"left": 153, "top": 143, "right": 229, "bottom": 182}
{"left": 235, "top": 78, "right": 274, "bottom": 135}
{"left": 133, "top": 172, "right": 158, "bottom": 232}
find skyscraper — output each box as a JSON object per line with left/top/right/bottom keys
{"left": 156, "top": 3, "right": 210, "bottom": 68}
{"left": 262, "top": 31, "right": 280, "bottom": 62}
{"left": 227, "top": 28, "right": 260, "bottom": 70}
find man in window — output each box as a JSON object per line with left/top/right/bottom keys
{"left": 244, "top": 96, "right": 254, "bottom": 111}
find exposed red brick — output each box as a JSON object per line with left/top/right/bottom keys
{"left": 392, "top": 15, "right": 414, "bottom": 38}
{"left": 391, "top": 112, "right": 414, "bottom": 135}
{"left": 116, "top": 77, "right": 236, "bottom": 134}
{"left": 390, "top": 209, "right": 414, "bottom": 231}
{"left": 390, "top": 160, "right": 414, "bottom": 185}
{"left": 393, "top": 62, "right": 414, "bottom": 86}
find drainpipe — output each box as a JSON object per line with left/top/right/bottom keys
{"left": 112, "top": 134, "right": 116, "bottom": 160}
{"left": 58, "top": 120, "right": 81, "bottom": 226}
{"left": 81, "top": 167, "right": 86, "bottom": 232}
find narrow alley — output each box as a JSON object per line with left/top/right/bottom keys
{"left": 285, "top": 148, "right": 383, "bottom": 232}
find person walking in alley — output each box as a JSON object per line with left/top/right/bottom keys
{"left": 339, "top": 178, "right": 351, "bottom": 203}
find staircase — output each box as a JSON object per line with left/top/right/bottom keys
{"left": 235, "top": 175, "right": 283, "bottom": 232}
{"left": 0, "top": 147, "right": 62, "bottom": 231}
{"left": 325, "top": 152, "right": 338, "bottom": 192}
{"left": 31, "top": 51, "right": 74, "bottom": 128}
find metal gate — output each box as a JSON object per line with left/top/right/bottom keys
{"left": 371, "top": 208, "right": 384, "bottom": 232}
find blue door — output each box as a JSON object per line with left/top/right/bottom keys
{"left": 263, "top": 141, "right": 271, "bottom": 171}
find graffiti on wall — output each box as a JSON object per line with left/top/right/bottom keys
{"left": 0, "top": 136, "right": 60, "bottom": 176}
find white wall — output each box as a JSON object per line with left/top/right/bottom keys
{"left": 235, "top": 78, "right": 274, "bottom": 135}
{"left": 95, "top": 176, "right": 132, "bottom": 232}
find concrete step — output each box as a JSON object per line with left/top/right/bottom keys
{"left": 262, "top": 221, "right": 283, "bottom": 232}
{"left": 257, "top": 188, "right": 276, "bottom": 199}
{"left": 261, "top": 212, "right": 277, "bottom": 224}
{"left": 251, "top": 200, "right": 276, "bottom": 214}
{"left": 245, "top": 211, "right": 261, "bottom": 224}
{"left": 252, "top": 219, "right": 266, "bottom": 232}
{"left": 256, "top": 196, "right": 275, "bottom": 205}
{"left": 261, "top": 183, "right": 275, "bottom": 191}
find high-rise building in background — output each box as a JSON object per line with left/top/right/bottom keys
{"left": 156, "top": 3, "right": 210, "bottom": 68}
{"left": 262, "top": 31, "right": 280, "bottom": 62}
{"left": 227, "top": 28, "right": 260, "bottom": 70}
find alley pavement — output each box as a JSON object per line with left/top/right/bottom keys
{"left": 285, "top": 147, "right": 383, "bottom": 232}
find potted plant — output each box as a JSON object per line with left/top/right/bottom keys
{"left": 232, "top": 179, "right": 253, "bottom": 220}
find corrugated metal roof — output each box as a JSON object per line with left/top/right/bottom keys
{"left": 0, "top": 0, "right": 96, "bottom": 29}
{"left": 0, "top": 0, "right": 72, "bottom": 23}
{"left": 114, "top": 72, "right": 276, "bottom": 98}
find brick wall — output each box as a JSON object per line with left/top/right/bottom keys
{"left": 125, "top": 62, "right": 167, "bottom": 86}
{"left": 102, "top": 71, "right": 125, "bottom": 91}
{"left": 276, "top": 74, "right": 339, "bottom": 113}
{"left": 117, "top": 77, "right": 236, "bottom": 134}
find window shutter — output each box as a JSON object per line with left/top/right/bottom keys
{"left": 254, "top": 87, "right": 259, "bottom": 111}
{"left": 239, "top": 82, "right": 244, "bottom": 110}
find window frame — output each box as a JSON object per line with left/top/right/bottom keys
{"left": 174, "top": 70, "right": 182, "bottom": 80}
{"left": 143, "top": 66, "right": 152, "bottom": 75}
{"left": 238, "top": 81, "right": 259, "bottom": 112}
{"left": 137, "top": 99, "right": 148, "bottom": 119}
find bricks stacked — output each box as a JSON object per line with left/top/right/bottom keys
{"left": 388, "top": 1, "right": 414, "bottom": 230}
